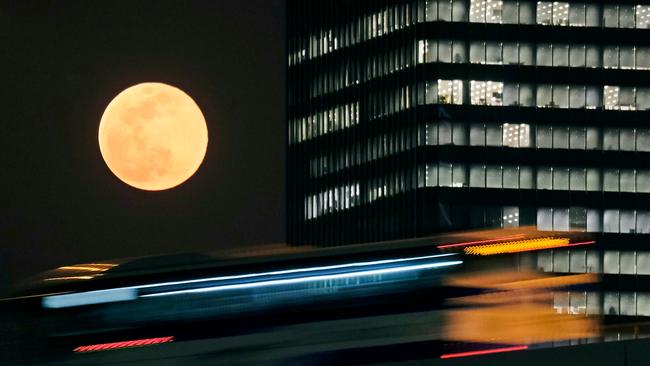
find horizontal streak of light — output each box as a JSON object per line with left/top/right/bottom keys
{"left": 43, "top": 254, "right": 458, "bottom": 308}
{"left": 568, "top": 241, "right": 597, "bottom": 247}
{"left": 44, "top": 276, "right": 96, "bottom": 281}
{"left": 58, "top": 266, "right": 111, "bottom": 272}
{"left": 440, "top": 345, "right": 528, "bottom": 359}
{"left": 140, "top": 261, "right": 463, "bottom": 298}
{"left": 464, "top": 238, "right": 576, "bottom": 256}
{"left": 437, "top": 235, "right": 526, "bottom": 249}
{"left": 73, "top": 336, "right": 173, "bottom": 353}
{"left": 43, "top": 288, "right": 138, "bottom": 309}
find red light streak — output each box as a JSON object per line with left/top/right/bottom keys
{"left": 568, "top": 240, "right": 597, "bottom": 247}
{"left": 73, "top": 336, "right": 174, "bottom": 353}
{"left": 440, "top": 345, "right": 528, "bottom": 359}
{"left": 437, "top": 235, "right": 526, "bottom": 249}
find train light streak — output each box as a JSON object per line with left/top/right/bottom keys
{"left": 440, "top": 345, "right": 528, "bottom": 359}
{"left": 73, "top": 336, "right": 174, "bottom": 353}
{"left": 43, "top": 254, "right": 459, "bottom": 308}
{"left": 463, "top": 237, "right": 588, "bottom": 256}
{"left": 140, "top": 260, "right": 463, "bottom": 298}
{"left": 436, "top": 234, "right": 526, "bottom": 249}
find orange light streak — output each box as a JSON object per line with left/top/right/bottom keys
{"left": 463, "top": 237, "right": 596, "bottom": 256}
{"left": 437, "top": 234, "right": 526, "bottom": 249}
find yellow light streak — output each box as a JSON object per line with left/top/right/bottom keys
{"left": 464, "top": 237, "right": 570, "bottom": 256}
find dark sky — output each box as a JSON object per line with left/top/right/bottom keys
{"left": 0, "top": 0, "right": 286, "bottom": 285}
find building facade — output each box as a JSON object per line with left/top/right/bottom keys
{"left": 288, "top": 0, "right": 650, "bottom": 317}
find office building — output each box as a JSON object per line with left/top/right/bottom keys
{"left": 288, "top": 0, "right": 650, "bottom": 318}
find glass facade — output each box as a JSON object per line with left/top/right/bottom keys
{"left": 288, "top": 1, "right": 650, "bottom": 313}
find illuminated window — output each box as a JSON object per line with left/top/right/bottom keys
{"left": 470, "top": 80, "right": 503, "bottom": 106}
{"left": 604, "top": 85, "right": 620, "bottom": 110}
{"left": 502, "top": 123, "right": 530, "bottom": 147}
{"left": 536, "top": 2, "right": 553, "bottom": 25}
{"left": 437, "top": 79, "right": 463, "bottom": 104}
{"left": 469, "top": 0, "right": 503, "bottom": 23}
{"left": 502, "top": 206, "right": 519, "bottom": 227}
{"left": 638, "top": 5, "right": 650, "bottom": 28}
{"left": 537, "top": 1, "right": 568, "bottom": 26}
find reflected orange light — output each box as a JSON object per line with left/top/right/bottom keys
{"left": 443, "top": 270, "right": 600, "bottom": 344}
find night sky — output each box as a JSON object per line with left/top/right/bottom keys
{"left": 0, "top": 1, "right": 286, "bottom": 285}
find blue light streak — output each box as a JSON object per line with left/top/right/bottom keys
{"left": 140, "top": 260, "right": 462, "bottom": 298}
{"left": 42, "top": 254, "right": 460, "bottom": 309}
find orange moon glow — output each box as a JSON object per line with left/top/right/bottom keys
{"left": 98, "top": 83, "right": 208, "bottom": 191}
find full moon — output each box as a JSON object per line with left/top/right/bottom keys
{"left": 98, "top": 82, "right": 208, "bottom": 191}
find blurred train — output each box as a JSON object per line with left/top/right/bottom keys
{"left": 0, "top": 228, "right": 599, "bottom": 365}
